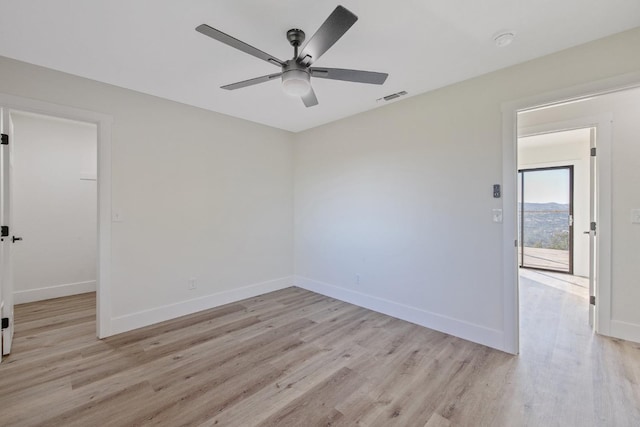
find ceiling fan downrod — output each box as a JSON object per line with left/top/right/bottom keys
{"left": 286, "top": 29, "right": 306, "bottom": 59}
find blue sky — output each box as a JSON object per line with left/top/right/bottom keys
{"left": 519, "top": 168, "right": 570, "bottom": 204}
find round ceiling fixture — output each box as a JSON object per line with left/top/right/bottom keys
{"left": 494, "top": 31, "right": 516, "bottom": 48}
{"left": 282, "top": 68, "right": 311, "bottom": 96}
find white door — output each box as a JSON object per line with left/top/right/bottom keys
{"left": 588, "top": 127, "right": 597, "bottom": 328}
{"left": 1, "top": 107, "right": 15, "bottom": 358}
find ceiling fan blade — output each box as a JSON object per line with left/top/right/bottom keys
{"left": 196, "top": 24, "right": 285, "bottom": 67}
{"left": 221, "top": 73, "right": 282, "bottom": 90}
{"left": 301, "top": 87, "right": 319, "bottom": 107}
{"left": 297, "top": 6, "right": 358, "bottom": 66}
{"left": 311, "top": 68, "right": 388, "bottom": 85}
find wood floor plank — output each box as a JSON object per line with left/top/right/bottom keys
{"left": 1, "top": 278, "right": 639, "bottom": 426}
{"left": 34, "top": 381, "right": 157, "bottom": 427}
{"left": 423, "top": 413, "right": 451, "bottom": 427}
{"left": 255, "top": 366, "right": 360, "bottom": 427}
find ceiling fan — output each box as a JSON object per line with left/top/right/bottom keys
{"left": 196, "top": 5, "right": 388, "bottom": 107}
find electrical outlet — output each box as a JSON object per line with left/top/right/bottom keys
{"left": 188, "top": 278, "right": 197, "bottom": 290}
{"left": 492, "top": 209, "right": 503, "bottom": 223}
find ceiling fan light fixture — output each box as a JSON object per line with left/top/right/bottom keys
{"left": 196, "top": 6, "right": 388, "bottom": 107}
{"left": 281, "top": 69, "right": 311, "bottom": 96}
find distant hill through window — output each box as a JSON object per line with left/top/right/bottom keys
{"left": 519, "top": 202, "right": 570, "bottom": 250}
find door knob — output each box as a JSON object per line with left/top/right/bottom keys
{"left": 12, "top": 236, "right": 22, "bottom": 243}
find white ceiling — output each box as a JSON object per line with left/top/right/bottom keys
{"left": 519, "top": 128, "right": 591, "bottom": 149}
{"left": 1, "top": 1, "right": 639, "bottom": 132}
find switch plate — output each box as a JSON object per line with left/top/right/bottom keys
{"left": 493, "top": 209, "right": 503, "bottom": 223}
{"left": 632, "top": 209, "right": 640, "bottom": 224}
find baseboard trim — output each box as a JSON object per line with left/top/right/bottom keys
{"left": 609, "top": 319, "right": 640, "bottom": 344}
{"left": 295, "top": 276, "right": 505, "bottom": 351}
{"left": 14, "top": 280, "right": 96, "bottom": 304}
{"left": 110, "top": 276, "right": 293, "bottom": 336}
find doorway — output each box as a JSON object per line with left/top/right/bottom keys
{"left": 0, "top": 95, "right": 112, "bottom": 362}
{"left": 12, "top": 111, "right": 98, "bottom": 302}
{"left": 2, "top": 110, "right": 97, "bottom": 358}
{"left": 505, "top": 95, "right": 615, "bottom": 353}
{"left": 516, "top": 122, "right": 596, "bottom": 345}
{"left": 501, "top": 76, "right": 640, "bottom": 354}
{"left": 518, "top": 166, "right": 574, "bottom": 274}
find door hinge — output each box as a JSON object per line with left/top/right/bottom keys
{"left": 590, "top": 147, "right": 596, "bottom": 157}
{"left": 1, "top": 133, "right": 7, "bottom": 145}
{"left": 590, "top": 222, "right": 597, "bottom": 232}
{"left": 590, "top": 295, "right": 596, "bottom": 306}
{"left": 1, "top": 317, "right": 8, "bottom": 330}
{"left": 1, "top": 225, "right": 8, "bottom": 237}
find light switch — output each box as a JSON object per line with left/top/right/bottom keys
{"left": 493, "top": 209, "right": 503, "bottom": 223}
{"left": 631, "top": 209, "right": 640, "bottom": 224}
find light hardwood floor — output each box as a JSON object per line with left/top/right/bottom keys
{"left": 0, "top": 277, "right": 639, "bottom": 426}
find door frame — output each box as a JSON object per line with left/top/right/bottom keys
{"left": 0, "top": 93, "right": 113, "bottom": 339}
{"left": 501, "top": 72, "right": 640, "bottom": 354}
{"left": 518, "top": 165, "right": 575, "bottom": 275}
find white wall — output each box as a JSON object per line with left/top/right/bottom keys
{"left": 294, "top": 27, "right": 640, "bottom": 351}
{"left": 519, "top": 87, "right": 640, "bottom": 343}
{"left": 0, "top": 55, "right": 295, "bottom": 335}
{"left": 518, "top": 129, "right": 591, "bottom": 277}
{"left": 12, "top": 112, "right": 97, "bottom": 303}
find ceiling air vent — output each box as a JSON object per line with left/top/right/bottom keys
{"left": 378, "top": 91, "right": 408, "bottom": 102}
